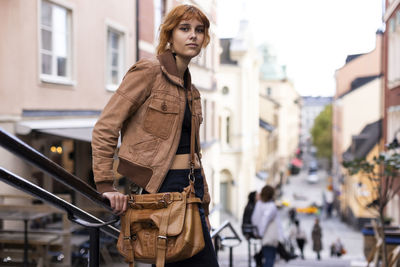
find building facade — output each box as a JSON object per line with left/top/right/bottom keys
{"left": 217, "top": 20, "right": 260, "bottom": 219}
{"left": 333, "top": 32, "right": 383, "bottom": 228}
{"left": 383, "top": 0, "right": 400, "bottom": 225}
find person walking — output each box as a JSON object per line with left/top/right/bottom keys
{"left": 289, "top": 219, "right": 307, "bottom": 259}
{"left": 312, "top": 218, "right": 323, "bottom": 260}
{"left": 242, "top": 191, "right": 258, "bottom": 240}
{"left": 91, "top": 4, "right": 219, "bottom": 266}
{"left": 251, "top": 185, "right": 283, "bottom": 267}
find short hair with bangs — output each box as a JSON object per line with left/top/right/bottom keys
{"left": 156, "top": 4, "right": 210, "bottom": 55}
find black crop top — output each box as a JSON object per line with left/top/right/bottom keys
{"left": 176, "top": 100, "right": 191, "bottom": 154}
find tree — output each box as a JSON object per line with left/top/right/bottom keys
{"left": 343, "top": 151, "right": 400, "bottom": 267}
{"left": 311, "top": 104, "right": 332, "bottom": 160}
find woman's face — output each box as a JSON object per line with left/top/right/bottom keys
{"left": 170, "top": 18, "right": 205, "bottom": 60}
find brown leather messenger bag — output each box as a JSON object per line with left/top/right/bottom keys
{"left": 117, "top": 90, "right": 205, "bottom": 267}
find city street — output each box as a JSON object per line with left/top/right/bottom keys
{"left": 216, "top": 168, "right": 367, "bottom": 267}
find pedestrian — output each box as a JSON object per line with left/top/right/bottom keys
{"left": 330, "top": 238, "right": 345, "bottom": 257}
{"left": 251, "top": 185, "right": 283, "bottom": 267}
{"left": 91, "top": 4, "right": 219, "bottom": 266}
{"left": 323, "top": 184, "right": 334, "bottom": 218}
{"left": 241, "top": 191, "right": 258, "bottom": 240}
{"left": 289, "top": 219, "right": 307, "bottom": 259}
{"left": 312, "top": 218, "right": 323, "bottom": 260}
{"left": 288, "top": 207, "right": 297, "bottom": 224}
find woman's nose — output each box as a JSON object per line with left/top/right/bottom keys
{"left": 189, "top": 30, "right": 197, "bottom": 39}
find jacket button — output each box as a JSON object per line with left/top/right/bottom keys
{"left": 161, "top": 103, "right": 167, "bottom": 111}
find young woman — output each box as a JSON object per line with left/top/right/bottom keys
{"left": 251, "top": 185, "right": 283, "bottom": 267}
{"left": 91, "top": 4, "right": 219, "bottom": 266}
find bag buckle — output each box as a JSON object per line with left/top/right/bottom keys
{"left": 188, "top": 162, "right": 196, "bottom": 182}
{"left": 158, "top": 235, "right": 167, "bottom": 240}
{"left": 159, "top": 193, "right": 172, "bottom": 207}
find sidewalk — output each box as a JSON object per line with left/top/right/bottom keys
{"left": 214, "top": 208, "right": 367, "bottom": 267}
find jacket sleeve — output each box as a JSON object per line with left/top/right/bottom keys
{"left": 91, "top": 60, "right": 156, "bottom": 193}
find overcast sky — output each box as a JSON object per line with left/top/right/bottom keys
{"left": 216, "top": 0, "right": 383, "bottom": 97}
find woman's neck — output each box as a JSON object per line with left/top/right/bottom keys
{"left": 174, "top": 55, "right": 190, "bottom": 79}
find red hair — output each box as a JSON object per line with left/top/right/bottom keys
{"left": 156, "top": 4, "right": 210, "bottom": 55}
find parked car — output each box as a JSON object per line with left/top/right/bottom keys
{"left": 307, "top": 169, "right": 319, "bottom": 183}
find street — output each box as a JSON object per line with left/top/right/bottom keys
{"left": 217, "top": 168, "right": 366, "bottom": 267}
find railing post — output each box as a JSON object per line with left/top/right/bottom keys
{"left": 229, "top": 246, "right": 233, "bottom": 267}
{"left": 248, "top": 239, "right": 251, "bottom": 267}
{"left": 89, "top": 227, "right": 100, "bottom": 267}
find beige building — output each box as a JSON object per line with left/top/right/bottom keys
{"left": 333, "top": 32, "right": 383, "bottom": 228}
{"left": 256, "top": 45, "right": 281, "bottom": 188}
{"left": 0, "top": 0, "right": 138, "bottom": 202}
{"left": 217, "top": 20, "right": 261, "bottom": 219}
{"left": 258, "top": 45, "right": 301, "bottom": 181}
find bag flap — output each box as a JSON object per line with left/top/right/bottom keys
{"left": 150, "top": 195, "right": 187, "bottom": 236}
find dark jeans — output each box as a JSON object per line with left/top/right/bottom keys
{"left": 151, "top": 169, "right": 219, "bottom": 267}
{"left": 262, "top": 245, "right": 277, "bottom": 267}
{"left": 296, "top": 238, "right": 305, "bottom": 259}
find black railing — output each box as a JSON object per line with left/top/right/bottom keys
{"left": 0, "top": 129, "right": 119, "bottom": 266}
{"left": 0, "top": 167, "right": 119, "bottom": 266}
{"left": 0, "top": 129, "right": 111, "bottom": 211}
{"left": 211, "top": 220, "right": 242, "bottom": 267}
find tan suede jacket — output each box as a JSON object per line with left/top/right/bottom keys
{"left": 91, "top": 50, "right": 211, "bottom": 215}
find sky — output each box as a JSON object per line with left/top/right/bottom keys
{"left": 216, "top": 0, "right": 383, "bottom": 97}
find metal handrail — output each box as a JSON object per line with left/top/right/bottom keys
{"left": 211, "top": 220, "right": 241, "bottom": 242}
{"left": 0, "top": 167, "right": 119, "bottom": 239}
{"left": 0, "top": 167, "right": 119, "bottom": 267}
{"left": 0, "top": 129, "right": 111, "bottom": 211}
{"left": 211, "top": 220, "right": 242, "bottom": 267}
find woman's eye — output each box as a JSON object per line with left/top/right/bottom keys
{"left": 196, "top": 28, "right": 204, "bottom": 33}
{"left": 180, "top": 27, "right": 190, "bottom": 32}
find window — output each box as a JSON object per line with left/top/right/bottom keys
{"left": 154, "top": 0, "right": 166, "bottom": 42}
{"left": 226, "top": 116, "right": 230, "bottom": 144}
{"left": 267, "top": 87, "right": 272, "bottom": 96}
{"left": 397, "top": 11, "right": 400, "bottom": 26}
{"left": 106, "top": 28, "right": 125, "bottom": 91}
{"left": 40, "top": 1, "right": 72, "bottom": 82}
{"left": 222, "top": 86, "right": 229, "bottom": 95}
{"left": 388, "top": 17, "right": 400, "bottom": 87}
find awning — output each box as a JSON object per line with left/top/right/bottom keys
{"left": 291, "top": 157, "right": 303, "bottom": 167}
{"left": 259, "top": 119, "right": 275, "bottom": 132}
{"left": 15, "top": 118, "right": 97, "bottom": 143}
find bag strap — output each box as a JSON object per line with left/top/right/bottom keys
{"left": 156, "top": 206, "right": 171, "bottom": 267}
{"left": 188, "top": 88, "right": 196, "bottom": 183}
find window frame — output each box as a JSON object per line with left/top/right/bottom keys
{"left": 105, "top": 19, "right": 127, "bottom": 92}
{"left": 38, "top": 0, "right": 75, "bottom": 85}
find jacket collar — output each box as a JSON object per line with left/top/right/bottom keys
{"left": 157, "top": 50, "right": 191, "bottom": 89}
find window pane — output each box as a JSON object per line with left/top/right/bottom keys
{"left": 41, "top": 1, "right": 52, "bottom": 27}
{"left": 54, "top": 32, "right": 67, "bottom": 56}
{"left": 57, "top": 57, "right": 66, "bottom": 76}
{"left": 41, "top": 29, "right": 52, "bottom": 51}
{"left": 111, "top": 70, "right": 118, "bottom": 84}
{"left": 42, "top": 54, "right": 52, "bottom": 74}
{"left": 53, "top": 6, "right": 67, "bottom": 57}
{"left": 112, "top": 52, "right": 118, "bottom": 67}
{"left": 111, "top": 32, "right": 119, "bottom": 49}
{"left": 53, "top": 5, "right": 67, "bottom": 34}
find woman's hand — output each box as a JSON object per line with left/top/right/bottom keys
{"left": 102, "top": 191, "right": 128, "bottom": 215}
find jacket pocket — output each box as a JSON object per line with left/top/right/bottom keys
{"left": 129, "top": 138, "right": 160, "bottom": 166}
{"left": 143, "top": 98, "right": 179, "bottom": 139}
